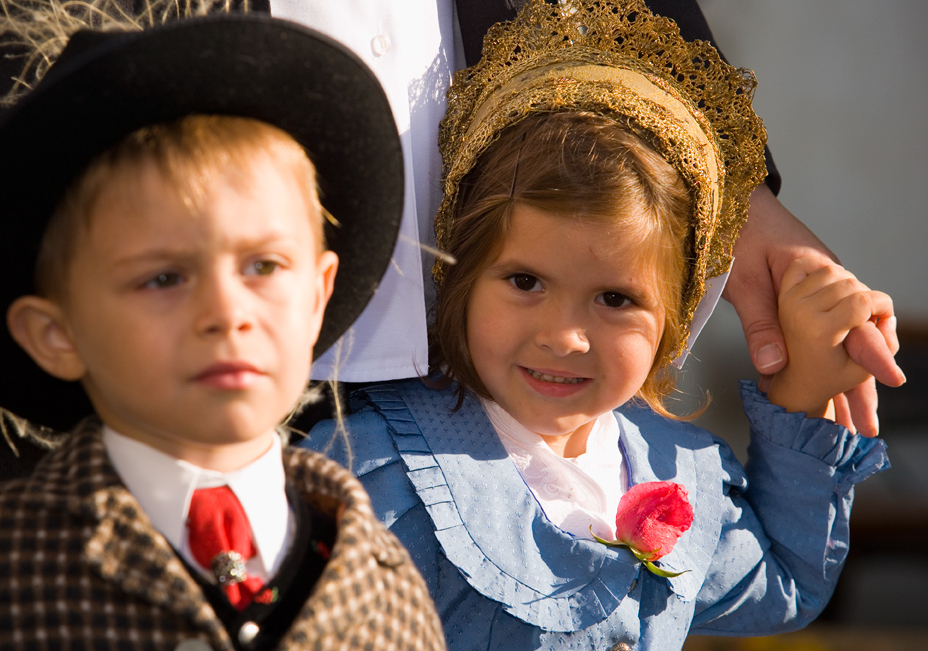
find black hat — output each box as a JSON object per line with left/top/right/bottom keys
{"left": 0, "top": 14, "right": 403, "bottom": 430}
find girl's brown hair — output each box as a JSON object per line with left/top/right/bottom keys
{"left": 431, "top": 111, "right": 696, "bottom": 418}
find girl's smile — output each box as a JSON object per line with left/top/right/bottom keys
{"left": 521, "top": 367, "right": 590, "bottom": 399}
{"left": 466, "top": 203, "right": 665, "bottom": 457}
{"left": 523, "top": 368, "right": 587, "bottom": 384}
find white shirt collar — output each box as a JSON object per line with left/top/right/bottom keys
{"left": 103, "top": 427, "right": 293, "bottom": 580}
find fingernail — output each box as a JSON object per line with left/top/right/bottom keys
{"left": 755, "top": 344, "right": 784, "bottom": 370}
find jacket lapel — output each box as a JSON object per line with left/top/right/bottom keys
{"left": 57, "top": 425, "right": 231, "bottom": 644}
{"left": 278, "top": 445, "right": 410, "bottom": 642}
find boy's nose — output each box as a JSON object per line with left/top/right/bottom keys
{"left": 195, "top": 276, "right": 254, "bottom": 336}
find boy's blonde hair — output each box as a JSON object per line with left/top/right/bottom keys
{"left": 36, "top": 114, "right": 324, "bottom": 301}
{"left": 432, "top": 111, "right": 694, "bottom": 418}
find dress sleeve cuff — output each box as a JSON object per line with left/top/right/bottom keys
{"left": 739, "top": 379, "right": 889, "bottom": 482}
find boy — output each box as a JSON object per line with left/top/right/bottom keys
{"left": 0, "top": 14, "right": 445, "bottom": 650}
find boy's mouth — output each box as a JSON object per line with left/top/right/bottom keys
{"left": 194, "top": 361, "right": 263, "bottom": 390}
{"left": 524, "top": 368, "right": 586, "bottom": 384}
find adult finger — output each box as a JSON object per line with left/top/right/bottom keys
{"left": 730, "top": 186, "right": 837, "bottom": 376}
{"left": 876, "top": 315, "right": 900, "bottom": 356}
{"left": 757, "top": 373, "right": 772, "bottom": 393}
{"left": 725, "top": 264, "right": 788, "bottom": 374}
{"left": 831, "top": 392, "right": 855, "bottom": 435}
{"left": 843, "top": 380, "right": 879, "bottom": 438}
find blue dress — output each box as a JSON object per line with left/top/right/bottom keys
{"left": 300, "top": 380, "right": 888, "bottom": 650}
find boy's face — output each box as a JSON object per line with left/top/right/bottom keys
{"left": 51, "top": 155, "right": 336, "bottom": 468}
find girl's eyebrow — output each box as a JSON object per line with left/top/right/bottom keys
{"left": 485, "top": 257, "right": 546, "bottom": 279}
{"left": 601, "top": 284, "right": 653, "bottom": 305}
{"left": 598, "top": 277, "right": 662, "bottom": 308}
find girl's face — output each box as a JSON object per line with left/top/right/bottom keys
{"left": 467, "top": 203, "right": 664, "bottom": 454}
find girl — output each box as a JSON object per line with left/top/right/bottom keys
{"left": 302, "top": 1, "right": 898, "bottom": 649}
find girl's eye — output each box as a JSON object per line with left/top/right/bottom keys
{"left": 508, "top": 273, "right": 541, "bottom": 292}
{"left": 245, "top": 260, "right": 281, "bottom": 276}
{"left": 143, "top": 272, "right": 184, "bottom": 289}
{"left": 597, "top": 291, "right": 632, "bottom": 308}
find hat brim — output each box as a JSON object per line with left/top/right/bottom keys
{"left": 0, "top": 15, "right": 403, "bottom": 430}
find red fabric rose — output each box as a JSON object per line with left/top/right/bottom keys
{"left": 592, "top": 481, "right": 694, "bottom": 578}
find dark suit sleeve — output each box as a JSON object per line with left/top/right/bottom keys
{"left": 454, "top": 0, "right": 780, "bottom": 193}
{"left": 643, "top": 0, "right": 780, "bottom": 192}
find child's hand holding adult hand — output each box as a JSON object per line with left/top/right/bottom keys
{"left": 726, "top": 184, "right": 901, "bottom": 436}
{"left": 766, "top": 258, "right": 904, "bottom": 429}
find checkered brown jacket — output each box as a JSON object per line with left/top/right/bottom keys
{"left": 0, "top": 419, "right": 446, "bottom": 650}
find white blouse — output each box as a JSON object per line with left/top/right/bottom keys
{"left": 480, "top": 399, "right": 627, "bottom": 540}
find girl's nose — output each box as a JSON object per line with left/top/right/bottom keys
{"left": 194, "top": 274, "right": 254, "bottom": 336}
{"left": 534, "top": 314, "right": 590, "bottom": 356}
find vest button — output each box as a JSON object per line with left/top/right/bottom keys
{"left": 238, "top": 621, "right": 260, "bottom": 646}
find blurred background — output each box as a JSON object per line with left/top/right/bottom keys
{"left": 677, "top": 1, "right": 928, "bottom": 648}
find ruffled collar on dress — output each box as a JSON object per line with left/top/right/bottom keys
{"left": 369, "top": 381, "right": 727, "bottom": 631}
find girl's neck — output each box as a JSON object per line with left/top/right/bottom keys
{"left": 481, "top": 397, "right": 599, "bottom": 459}
{"left": 538, "top": 421, "right": 595, "bottom": 458}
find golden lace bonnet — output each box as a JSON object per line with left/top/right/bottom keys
{"left": 436, "top": 0, "right": 768, "bottom": 360}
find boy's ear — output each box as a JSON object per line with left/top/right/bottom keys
{"left": 308, "top": 251, "right": 339, "bottom": 342}
{"left": 6, "top": 296, "right": 87, "bottom": 381}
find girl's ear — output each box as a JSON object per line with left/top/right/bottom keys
{"left": 6, "top": 296, "right": 87, "bottom": 381}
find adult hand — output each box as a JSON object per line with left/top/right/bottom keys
{"left": 723, "top": 183, "right": 904, "bottom": 436}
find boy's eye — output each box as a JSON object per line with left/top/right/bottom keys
{"left": 597, "top": 291, "right": 632, "bottom": 308}
{"left": 245, "top": 260, "right": 281, "bottom": 276}
{"left": 508, "top": 274, "right": 541, "bottom": 292}
{"left": 143, "top": 272, "right": 184, "bottom": 289}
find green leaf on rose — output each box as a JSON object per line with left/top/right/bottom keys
{"left": 591, "top": 528, "right": 690, "bottom": 578}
